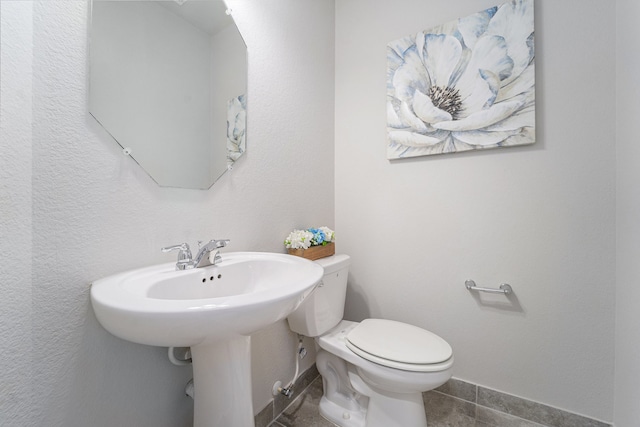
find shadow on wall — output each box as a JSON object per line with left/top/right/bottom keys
{"left": 64, "top": 300, "right": 194, "bottom": 426}
{"left": 344, "top": 272, "right": 377, "bottom": 321}
{"left": 467, "top": 289, "right": 525, "bottom": 315}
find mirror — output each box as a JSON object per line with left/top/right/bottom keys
{"left": 89, "top": 0, "right": 247, "bottom": 189}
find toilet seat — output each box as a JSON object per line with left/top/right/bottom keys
{"left": 345, "top": 319, "right": 453, "bottom": 372}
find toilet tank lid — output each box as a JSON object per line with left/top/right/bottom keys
{"left": 314, "top": 254, "right": 351, "bottom": 274}
{"left": 346, "top": 318, "right": 452, "bottom": 366}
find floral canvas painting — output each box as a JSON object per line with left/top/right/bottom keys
{"left": 386, "top": 0, "right": 535, "bottom": 159}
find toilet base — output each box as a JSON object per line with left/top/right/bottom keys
{"left": 348, "top": 365, "right": 427, "bottom": 427}
{"left": 319, "top": 395, "right": 367, "bottom": 427}
{"left": 316, "top": 349, "right": 430, "bottom": 427}
{"left": 316, "top": 349, "right": 368, "bottom": 427}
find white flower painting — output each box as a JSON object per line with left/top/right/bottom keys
{"left": 386, "top": 0, "right": 535, "bottom": 159}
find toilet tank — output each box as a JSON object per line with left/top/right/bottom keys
{"left": 287, "top": 254, "right": 351, "bottom": 337}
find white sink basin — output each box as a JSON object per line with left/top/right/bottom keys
{"left": 91, "top": 252, "right": 323, "bottom": 347}
{"left": 90, "top": 252, "right": 323, "bottom": 427}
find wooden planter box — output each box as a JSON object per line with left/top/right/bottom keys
{"left": 287, "top": 242, "right": 335, "bottom": 261}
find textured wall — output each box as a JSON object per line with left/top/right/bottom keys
{"left": 614, "top": 0, "right": 640, "bottom": 425}
{"left": 0, "top": 2, "right": 34, "bottom": 426}
{"left": 1, "top": 0, "right": 334, "bottom": 425}
{"left": 335, "top": 0, "right": 615, "bottom": 422}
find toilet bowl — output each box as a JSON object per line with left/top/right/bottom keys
{"left": 287, "top": 254, "right": 453, "bottom": 427}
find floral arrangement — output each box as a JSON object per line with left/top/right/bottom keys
{"left": 284, "top": 226, "right": 335, "bottom": 250}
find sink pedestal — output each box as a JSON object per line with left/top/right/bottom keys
{"left": 191, "top": 336, "right": 254, "bottom": 427}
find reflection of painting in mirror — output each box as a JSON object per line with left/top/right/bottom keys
{"left": 386, "top": 0, "right": 535, "bottom": 159}
{"left": 227, "top": 94, "right": 246, "bottom": 167}
{"left": 89, "top": 0, "right": 247, "bottom": 189}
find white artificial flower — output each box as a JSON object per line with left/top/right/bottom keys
{"left": 319, "top": 226, "right": 335, "bottom": 243}
{"left": 284, "top": 229, "right": 314, "bottom": 249}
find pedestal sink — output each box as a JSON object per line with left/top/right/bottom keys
{"left": 90, "top": 252, "right": 324, "bottom": 427}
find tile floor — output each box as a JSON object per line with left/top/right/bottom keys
{"left": 270, "top": 377, "right": 494, "bottom": 427}
{"left": 266, "top": 372, "right": 611, "bottom": 427}
{"left": 271, "top": 377, "right": 335, "bottom": 427}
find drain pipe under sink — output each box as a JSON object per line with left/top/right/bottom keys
{"left": 167, "top": 347, "right": 195, "bottom": 399}
{"left": 168, "top": 347, "right": 192, "bottom": 366}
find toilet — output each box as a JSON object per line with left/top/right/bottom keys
{"left": 287, "top": 254, "right": 454, "bottom": 427}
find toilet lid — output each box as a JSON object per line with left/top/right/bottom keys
{"left": 346, "top": 319, "right": 452, "bottom": 370}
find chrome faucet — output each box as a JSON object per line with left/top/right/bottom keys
{"left": 161, "top": 239, "right": 230, "bottom": 270}
{"left": 192, "top": 239, "right": 230, "bottom": 268}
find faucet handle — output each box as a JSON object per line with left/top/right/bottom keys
{"left": 161, "top": 243, "right": 193, "bottom": 270}
{"left": 161, "top": 242, "right": 191, "bottom": 255}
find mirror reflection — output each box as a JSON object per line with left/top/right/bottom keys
{"left": 89, "top": 0, "right": 247, "bottom": 189}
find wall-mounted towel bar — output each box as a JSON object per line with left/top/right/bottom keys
{"left": 465, "top": 280, "right": 513, "bottom": 295}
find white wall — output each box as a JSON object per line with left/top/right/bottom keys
{"left": 0, "top": 0, "right": 334, "bottom": 425}
{"left": 614, "top": 0, "right": 640, "bottom": 425}
{"left": 335, "top": 0, "right": 616, "bottom": 422}
{"left": 0, "top": 2, "right": 34, "bottom": 426}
